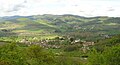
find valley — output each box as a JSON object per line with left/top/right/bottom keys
{"left": 0, "top": 14, "right": 120, "bottom": 65}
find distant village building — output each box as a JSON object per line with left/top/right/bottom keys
{"left": 81, "top": 41, "right": 95, "bottom": 53}
{"left": 19, "top": 39, "right": 32, "bottom": 45}
{"left": 82, "top": 42, "right": 95, "bottom": 47}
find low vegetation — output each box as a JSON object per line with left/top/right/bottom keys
{"left": 0, "top": 35, "right": 120, "bottom": 65}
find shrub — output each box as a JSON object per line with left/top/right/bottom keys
{"left": 64, "top": 45, "right": 79, "bottom": 52}
{"left": 88, "top": 45, "right": 120, "bottom": 65}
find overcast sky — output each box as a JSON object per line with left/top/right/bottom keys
{"left": 0, "top": 0, "right": 120, "bottom": 17}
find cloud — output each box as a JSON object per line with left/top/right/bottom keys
{"left": 107, "top": 7, "right": 115, "bottom": 11}
{"left": 0, "top": 0, "right": 120, "bottom": 17}
{"left": 5, "top": 4, "right": 26, "bottom": 12}
{"left": 23, "top": 0, "right": 27, "bottom": 3}
{"left": 0, "top": 0, "right": 27, "bottom": 16}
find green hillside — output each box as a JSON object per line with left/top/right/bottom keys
{"left": 0, "top": 14, "right": 120, "bottom": 40}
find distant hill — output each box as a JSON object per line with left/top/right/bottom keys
{"left": 0, "top": 14, "right": 120, "bottom": 40}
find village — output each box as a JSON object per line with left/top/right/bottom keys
{"left": 19, "top": 36, "right": 95, "bottom": 54}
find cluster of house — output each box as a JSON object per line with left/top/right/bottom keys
{"left": 19, "top": 38, "right": 60, "bottom": 49}
{"left": 71, "top": 39, "right": 95, "bottom": 46}
{"left": 71, "top": 39, "right": 95, "bottom": 53}
{"left": 19, "top": 37, "right": 95, "bottom": 53}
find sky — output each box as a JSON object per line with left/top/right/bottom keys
{"left": 0, "top": 0, "right": 120, "bottom": 17}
